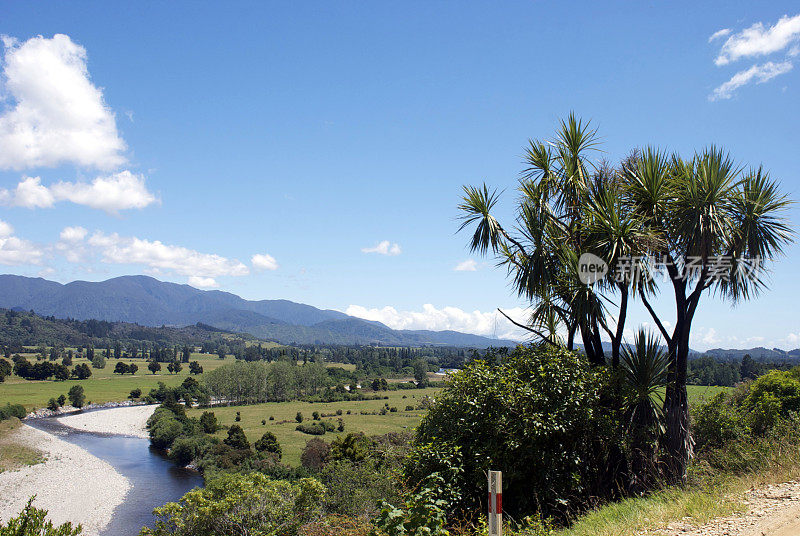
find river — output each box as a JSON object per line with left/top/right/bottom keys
{"left": 28, "top": 413, "right": 203, "bottom": 536}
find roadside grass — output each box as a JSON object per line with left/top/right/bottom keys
{"left": 0, "top": 353, "right": 228, "bottom": 410}
{"left": 558, "top": 393, "right": 800, "bottom": 536}
{"left": 187, "top": 387, "right": 440, "bottom": 466}
{"left": 0, "top": 418, "right": 45, "bottom": 472}
{"left": 557, "top": 480, "right": 744, "bottom": 536}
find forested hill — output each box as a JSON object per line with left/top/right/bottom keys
{"left": 0, "top": 308, "right": 255, "bottom": 350}
{"left": 0, "top": 275, "right": 519, "bottom": 347}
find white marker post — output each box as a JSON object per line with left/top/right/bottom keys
{"left": 488, "top": 470, "right": 502, "bottom": 536}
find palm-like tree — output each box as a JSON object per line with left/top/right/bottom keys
{"left": 458, "top": 114, "right": 651, "bottom": 366}
{"left": 620, "top": 328, "right": 669, "bottom": 493}
{"left": 620, "top": 146, "right": 793, "bottom": 482}
{"left": 459, "top": 116, "right": 793, "bottom": 484}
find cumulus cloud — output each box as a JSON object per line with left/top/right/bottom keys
{"left": 59, "top": 226, "right": 88, "bottom": 242}
{"left": 0, "top": 171, "right": 157, "bottom": 213}
{"left": 0, "top": 34, "right": 126, "bottom": 170}
{"left": 710, "top": 61, "right": 793, "bottom": 100}
{"left": 362, "top": 240, "right": 402, "bottom": 256}
{"left": 188, "top": 276, "right": 219, "bottom": 289}
{"left": 715, "top": 14, "right": 800, "bottom": 65}
{"left": 454, "top": 259, "right": 478, "bottom": 272}
{"left": 0, "top": 176, "right": 55, "bottom": 208}
{"left": 252, "top": 253, "right": 279, "bottom": 271}
{"left": 84, "top": 231, "right": 250, "bottom": 279}
{"left": 345, "top": 303, "right": 528, "bottom": 341}
{"left": 0, "top": 219, "right": 43, "bottom": 265}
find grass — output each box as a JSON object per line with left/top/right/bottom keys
{"left": 687, "top": 385, "right": 731, "bottom": 406}
{"left": 0, "top": 418, "right": 45, "bottom": 473}
{"left": 187, "top": 387, "right": 440, "bottom": 466}
{"left": 0, "top": 353, "right": 230, "bottom": 410}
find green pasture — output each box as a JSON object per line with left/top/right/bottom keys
{"left": 187, "top": 387, "right": 441, "bottom": 466}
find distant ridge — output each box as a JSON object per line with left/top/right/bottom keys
{"left": 0, "top": 274, "right": 519, "bottom": 348}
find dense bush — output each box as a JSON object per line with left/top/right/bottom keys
{"left": 0, "top": 497, "right": 82, "bottom": 535}
{"left": 254, "top": 431, "right": 282, "bottom": 458}
{"left": 148, "top": 408, "right": 184, "bottom": 449}
{"left": 200, "top": 411, "right": 218, "bottom": 433}
{"left": 0, "top": 403, "right": 26, "bottom": 420}
{"left": 301, "top": 438, "right": 330, "bottom": 470}
{"left": 224, "top": 424, "right": 251, "bottom": 449}
{"left": 67, "top": 385, "right": 85, "bottom": 408}
{"left": 319, "top": 459, "right": 399, "bottom": 517}
{"left": 407, "top": 344, "right": 613, "bottom": 518}
{"left": 141, "top": 473, "right": 325, "bottom": 536}
{"left": 297, "top": 423, "right": 327, "bottom": 435}
{"left": 169, "top": 435, "right": 208, "bottom": 467}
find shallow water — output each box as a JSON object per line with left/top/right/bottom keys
{"left": 28, "top": 410, "right": 203, "bottom": 536}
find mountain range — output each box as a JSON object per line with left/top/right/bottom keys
{"left": 0, "top": 275, "right": 518, "bottom": 348}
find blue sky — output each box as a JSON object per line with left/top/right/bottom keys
{"left": 0, "top": 1, "right": 799, "bottom": 349}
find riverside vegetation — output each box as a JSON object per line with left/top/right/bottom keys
{"left": 2, "top": 115, "right": 796, "bottom": 536}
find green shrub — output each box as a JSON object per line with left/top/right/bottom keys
{"left": 373, "top": 473, "right": 450, "bottom": 536}
{"left": 0, "top": 403, "right": 26, "bottom": 420}
{"left": 129, "top": 388, "right": 142, "bottom": 399}
{"left": 141, "top": 473, "right": 325, "bottom": 536}
{"left": 319, "top": 459, "right": 399, "bottom": 517}
{"left": 67, "top": 385, "right": 85, "bottom": 408}
{"left": 692, "top": 392, "right": 744, "bottom": 451}
{"left": 745, "top": 368, "right": 800, "bottom": 418}
{"left": 169, "top": 435, "right": 207, "bottom": 467}
{"left": 408, "top": 345, "right": 610, "bottom": 518}
{"left": 47, "top": 398, "right": 59, "bottom": 411}
{"left": 0, "top": 497, "right": 82, "bottom": 535}
{"left": 297, "top": 423, "right": 327, "bottom": 435}
{"left": 149, "top": 413, "right": 183, "bottom": 450}
{"left": 199, "top": 411, "right": 218, "bottom": 433}
{"left": 224, "top": 425, "right": 250, "bottom": 450}
{"left": 254, "top": 431, "right": 282, "bottom": 458}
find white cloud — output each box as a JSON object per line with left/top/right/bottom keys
{"left": 55, "top": 225, "right": 89, "bottom": 262}
{"left": 85, "top": 231, "right": 249, "bottom": 279}
{"left": 50, "top": 171, "right": 157, "bottom": 213}
{"left": 345, "top": 303, "right": 529, "bottom": 341}
{"left": 59, "top": 226, "right": 87, "bottom": 242}
{"left": 362, "top": 240, "right": 402, "bottom": 256}
{"left": 0, "top": 171, "right": 157, "bottom": 213}
{"left": 715, "top": 14, "right": 800, "bottom": 65}
{"left": 188, "top": 276, "right": 219, "bottom": 289}
{"left": 787, "top": 333, "right": 800, "bottom": 345}
{"left": 454, "top": 259, "right": 478, "bottom": 272}
{"left": 251, "top": 253, "right": 279, "bottom": 271}
{"left": 708, "top": 28, "right": 732, "bottom": 43}
{"left": 0, "top": 34, "right": 126, "bottom": 170}
{"left": 690, "top": 327, "right": 721, "bottom": 348}
{"left": 0, "top": 219, "right": 43, "bottom": 265}
{"left": 0, "top": 176, "right": 56, "bottom": 208}
{"left": 710, "top": 61, "right": 793, "bottom": 100}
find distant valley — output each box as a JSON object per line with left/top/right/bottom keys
{"left": 0, "top": 274, "right": 518, "bottom": 348}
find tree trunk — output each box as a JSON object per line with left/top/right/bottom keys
{"left": 662, "top": 316, "right": 693, "bottom": 484}
{"left": 611, "top": 284, "right": 628, "bottom": 369}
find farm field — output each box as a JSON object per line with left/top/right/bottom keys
{"left": 687, "top": 384, "right": 731, "bottom": 406}
{"left": 187, "top": 387, "right": 441, "bottom": 466}
{"left": 0, "top": 353, "right": 229, "bottom": 409}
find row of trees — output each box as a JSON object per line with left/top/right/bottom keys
{"left": 458, "top": 114, "right": 793, "bottom": 483}
{"left": 203, "top": 360, "right": 332, "bottom": 404}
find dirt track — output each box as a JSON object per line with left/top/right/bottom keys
{"left": 653, "top": 481, "right": 800, "bottom": 536}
